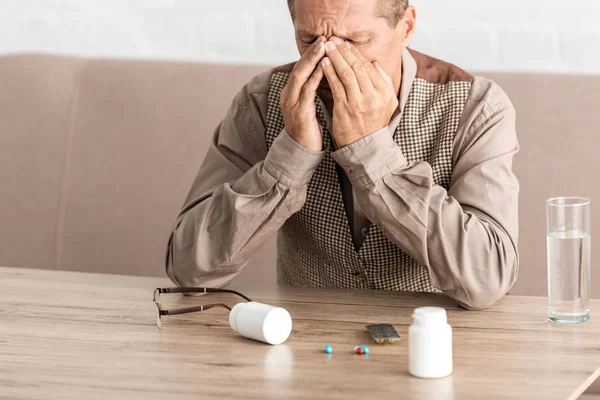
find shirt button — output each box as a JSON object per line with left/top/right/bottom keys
{"left": 361, "top": 228, "right": 368, "bottom": 237}
{"left": 343, "top": 166, "right": 353, "bottom": 174}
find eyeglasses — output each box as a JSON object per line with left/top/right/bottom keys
{"left": 153, "top": 287, "right": 253, "bottom": 328}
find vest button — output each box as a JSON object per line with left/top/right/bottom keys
{"left": 361, "top": 228, "right": 368, "bottom": 237}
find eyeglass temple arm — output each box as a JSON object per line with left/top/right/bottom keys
{"left": 156, "top": 287, "right": 253, "bottom": 302}
{"left": 159, "top": 303, "right": 232, "bottom": 316}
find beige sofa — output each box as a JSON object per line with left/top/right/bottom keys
{"left": 1, "top": 53, "right": 599, "bottom": 299}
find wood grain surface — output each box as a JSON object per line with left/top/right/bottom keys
{"left": 0, "top": 267, "right": 598, "bottom": 400}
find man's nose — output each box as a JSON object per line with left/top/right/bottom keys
{"left": 324, "top": 35, "right": 342, "bottom": 43}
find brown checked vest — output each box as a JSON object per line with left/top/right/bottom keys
{"left": 265, "top": 50, "right": 472, "bottom": 292}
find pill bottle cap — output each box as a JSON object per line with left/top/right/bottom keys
{"left": 263, "top": 307, "right": 293, "bottom": 345}
{"left": 411, "top": 307, "right": 448, "bottom": 327}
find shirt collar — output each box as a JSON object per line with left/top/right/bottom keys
{"left": 398, "top": 47, "right": 417, "bottom": 117}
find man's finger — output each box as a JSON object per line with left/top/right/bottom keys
{"left": 288, "top": 37, "right": 326, "bottom": 101}
{"left": 300, "top": 63, "right": 324, "bottom": 105}
{"left": 347, "top": 44, "right": 385, "bottom": 91}
{"left": 291, "top": 36, "right": 325, "bottom": 74}
{"left": 321, "top": 57, "right": 347, "bottom": 103}
{"left": 324, "top": 39, "right": 360, "bottom": 97}
{"left": 374, "top": 62, "right": 395, "bottom": 92}
{"left": 343, "top": 43, "right": 375, "bottom": 93}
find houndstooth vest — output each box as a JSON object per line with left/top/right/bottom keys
{"left": 265, "top": 72, "right": 471, "bottom": 292}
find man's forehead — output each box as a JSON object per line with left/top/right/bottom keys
{"left": 294, "top": 0, "right": 376, "bottom": 15}
{"left": 293, "top": 0, "right": 379, "bottom": 33}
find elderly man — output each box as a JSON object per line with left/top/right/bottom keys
{"left": 166, "top": 0, "right": 519, "bottom": 310}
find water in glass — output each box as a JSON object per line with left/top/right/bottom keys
{"left": 547, "top": 230, "right": 591, "bottom": 324}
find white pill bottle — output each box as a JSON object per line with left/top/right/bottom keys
{"left": 409, "top": 307, "right": 453, "bottom": 378}
{"left": 229, "top": 302, "right": 292, "bottom": 345}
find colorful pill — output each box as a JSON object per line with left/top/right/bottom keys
{"left": 356, "top": 347, "right": 364, "bottom": 355}
{"left": 324, "top": 345, "right": 333, "bottom": 354}
{"left": 360, "top": 345, "right": 370, "bottom": 355}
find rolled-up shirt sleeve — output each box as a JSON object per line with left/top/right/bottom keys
{"left": 167, "top": 71, "right": 325, "bottom": 288}
{"left": 331, "top": 78, "right": 520, "bottom": 310}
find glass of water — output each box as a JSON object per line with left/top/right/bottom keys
{"left": 546, "top": 197, "right": 591, "bottom": 324}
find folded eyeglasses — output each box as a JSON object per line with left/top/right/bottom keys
{"left": 153, "top": 287, "right": 253, "bottom": 328}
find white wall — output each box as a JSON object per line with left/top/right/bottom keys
{"left": 1, "top": 0, "right": 599, "bottom": 74}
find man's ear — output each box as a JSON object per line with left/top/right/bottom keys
{"left": 398, "top": 6, "right": 417, "bottom": 48}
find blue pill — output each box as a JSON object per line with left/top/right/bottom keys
{"left": 360, "top": 345, "right": 369, "bottom": 354}
{"left": 324, "top": 345, "right": 333, "bottom": 354}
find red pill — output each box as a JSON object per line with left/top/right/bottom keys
{"left": 356, "top": 347, "right": 365, "bottom": 355}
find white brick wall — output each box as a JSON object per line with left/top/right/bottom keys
{"left": 1, "top": 0, "right": 599, "bottom": 73}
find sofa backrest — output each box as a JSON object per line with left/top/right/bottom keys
{"left": 0, "top": 54, "right": 269, "bottom": 280}
{"left": 1, "top": 54, "right": 599, "bottom": 297}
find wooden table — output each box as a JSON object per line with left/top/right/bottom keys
{"left": 1, "top": 267, "right": 598, "bottom": 400}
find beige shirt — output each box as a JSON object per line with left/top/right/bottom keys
{"left": 167, "top": 49, "right": 520, "bottom": 310}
